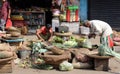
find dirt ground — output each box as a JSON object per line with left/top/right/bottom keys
{"left": 4, "top": 34, "right": 120, "bottom": 74}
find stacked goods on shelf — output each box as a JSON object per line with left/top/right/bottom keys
{"left": 11, "top": 15, "right": 25, "bottom": 27}
{"left": 52, "top": 0, "right": 79, "bottom": 22}
{"left": 66, "top": 5, "right": 79, "bottom": 22}
{"left": 60, "top": 5, "right": 79, "bottom": 22}
{"left": 11, "top": 15, "right": 24, "bottom": 21}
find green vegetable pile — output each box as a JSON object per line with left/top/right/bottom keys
{"left": 52, "top": 36, "right": 64, "bottom": 43}
{"left": 31, "top": 42, "right": 48, "bottom": 54}
{"left": 52, "top": 36, "right": 78, "bottom": 49}
{"left": 63, "top": 40, "right": 78, "bottom": 48}
{"left": 32, "top": 64, "right": 53, "bottom": 70}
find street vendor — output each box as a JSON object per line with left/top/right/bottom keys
{"left": 84, "top": 20, "right": 114, "bottom": 50}
{"left": 0, "top": 0, "right": 11, "bottom": 31}
{"left": 36, "top": 24, "right": 53, "bottom": 41}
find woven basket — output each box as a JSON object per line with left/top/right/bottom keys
{"left": 39, "top": 51, "right": 71, "bottom": 67}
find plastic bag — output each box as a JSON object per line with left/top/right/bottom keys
{"left": 98, "top": 44, "right": 120, "bottom": 59}
{"left": 108, "top": 36, "right": 114, "bottom": 48}
{"left": 5, "top": 18, "right": 12, "bottom": 29}
{"left": 59, "top": 61, "right": 73, "bottom": 71}
{"left": 98, "top": 44, "right": 113, "bottom": 56}
{"left": 82, "top": 39, "right": 92, "bottom": 49}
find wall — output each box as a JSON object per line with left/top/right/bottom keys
{"left": 79, "top": 0, "right": 88, "bottom": 21}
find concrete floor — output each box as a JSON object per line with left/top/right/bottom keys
{"left": 4, "top": 35, "right": 120, "bottom": 74}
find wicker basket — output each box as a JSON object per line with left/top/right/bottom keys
{"left": 39, "top": 51, "right": 71, "bottom": 67}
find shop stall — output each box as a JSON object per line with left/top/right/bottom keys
{"left": 52, "top": 0, "right": 80, "bottom": 34}
{"left": 1, "top": 0, "right": 119, "bottom": 73}
{"left": 9, "top": 0, "right": 52, "bottom": 33}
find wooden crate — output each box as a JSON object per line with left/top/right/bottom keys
{"left": 0, "top": 58, "right": 13, "bottom": 73}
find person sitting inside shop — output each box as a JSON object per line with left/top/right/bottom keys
{"left": 36, "top": 24, "right": 53, "bottom": 41}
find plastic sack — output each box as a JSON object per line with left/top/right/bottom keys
{"left": 59, "top": 61, "right": 73, "bottom": 71}
{"left": 108, "top": 36, "right": 114, "bottom": 48}
{"left": 98, "top": 44, "right": 113, "bottom": 56}
{"left": 82, "top": 39, "right": 92, "bottom": 49}
{"left": 98, "top": 44, "right": 120, "bottom": 59}
{"left": 5, "top": 18, "right": 12, "bottom": 29}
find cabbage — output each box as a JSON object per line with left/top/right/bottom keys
{"left": 63, "top": 41, "right": 78, "bottom": 48}
{"left": 53, "top": 36, "right": 64, "bottom": 43}
{"left": 59, "top": 61, "right": 73, "bottom": 71}
{"left": 32, "top": 42, "right": 48, "bottom": 54}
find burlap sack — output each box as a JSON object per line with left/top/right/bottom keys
{"left": 0, "top": 51, "right": 13, "bottom": 59}
{"left": 72, "top": 48, "right": 92, "bottom": 63}
{"left": 72, "top": 58, "right": 93, "bottom": 69}
{"left": 7, "top": 27, "right": 19, "bottom": 31}
{"left": 21, "top": 26, "right": 28, "bottom": 35}
{"left": 39, "top": 51, "right": 71, "bottom": 67}
{"left": 0, "top": 43, "right": 11, "bottom": 51}
{"left": 10, "top": 31, "right": 21, "bottom": 37}
{"left": 50, "top": 46, "right": 65, "bottom": 55}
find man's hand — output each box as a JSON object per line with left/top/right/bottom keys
{"left": 39, "top": 38, "right": 45, "bottom": 42}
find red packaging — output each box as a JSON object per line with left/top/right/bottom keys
{"left": 5, "top": 18, "right": 12, "bottom": 29}
{"left": 66, "top": 9, "right": 70, "bottom": 22}
{"left": 75, "top": 9, "right": 79, "bottom": 21}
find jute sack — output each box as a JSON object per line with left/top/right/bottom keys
{"left": 72, "top": 58, "right": 93, "bottom": 69}
{"left": 73, "top": 48, "right": 92, "bottom": 63}
{"left": 41, "top": 42, "right": 64, "bottom": 55}
{"left": 9, "top": 31, "right": 21, "bottom": 37}
{"left": 0, "top": 51, "right": 13, "bottom": 59}
{"left": 21, "top": 26, "right": 28, "bottom": 35}
{"left": 7, "top": 27, "right": 19, "bottom": 32}
{"left": 0, "top": 43, "right": 11, "bottom": 51}
{"left": 40, "top": 51, "right": 71, "bottom": 66}
{"left": 50, "top": 46, "right": 65, "bottom": 55}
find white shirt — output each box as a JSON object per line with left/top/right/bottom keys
{"left": 89, "top": 20, "right": 113, "bottom": 37}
